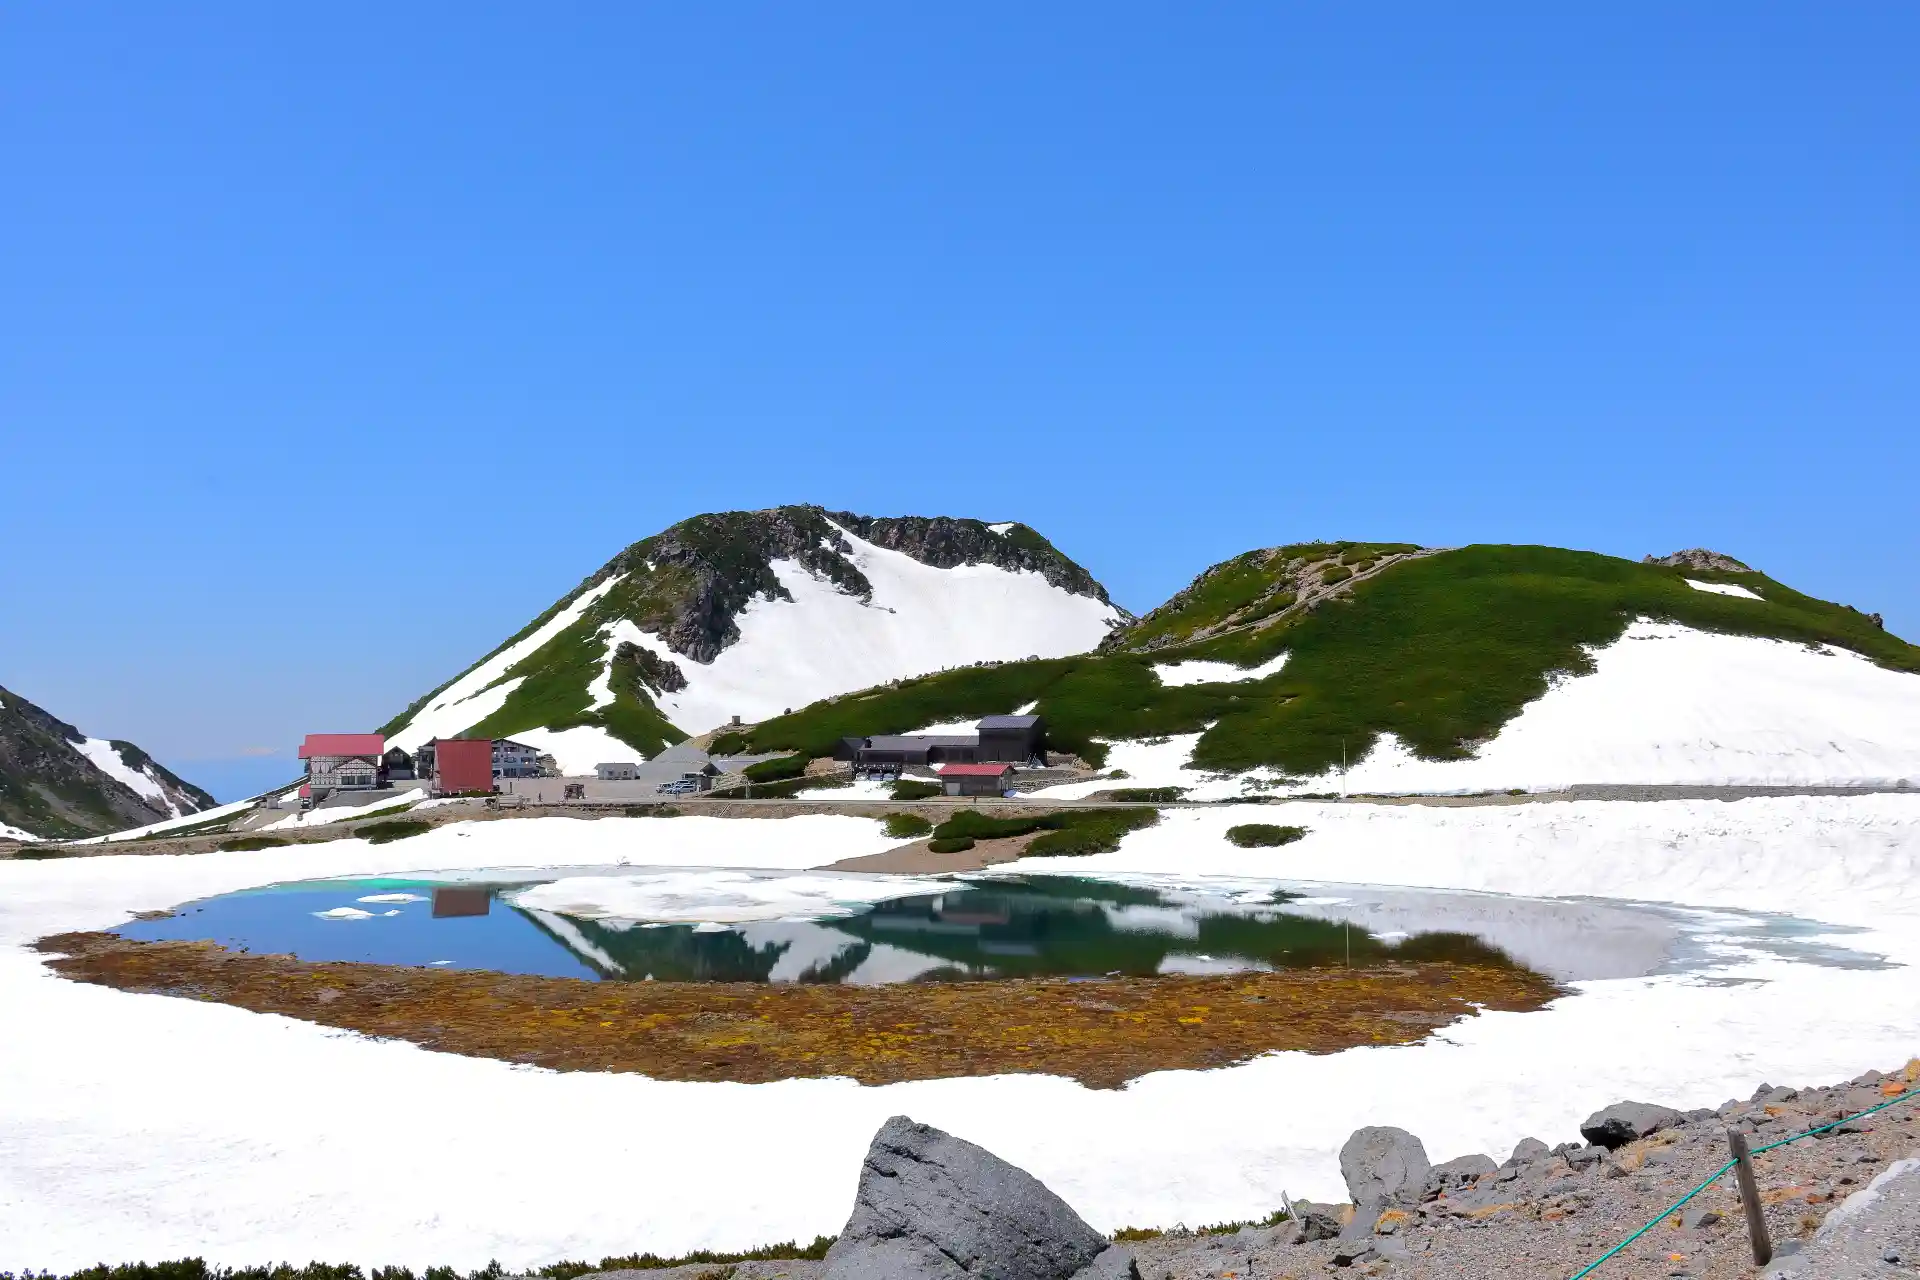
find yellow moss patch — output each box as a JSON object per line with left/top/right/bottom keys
{"left": 37, "top": 931, "right": 1559, "bottom": 1089}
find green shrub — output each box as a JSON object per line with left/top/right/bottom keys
{"left": 219, "top": 836, "right": 289, "bottom": 852}
{"left": 890, "top": 779, "right": 941, "bottom": 801}
{"left": 1320, "top": 565, "right": 1352, "bottom": 586}
{"left": 1225, "top": 823, "right": 1307, "bottom": 848}
{"left": 744, "top": 753, "right": 810, "bottom": 782}
{"left": 622, "top": 804, "right": 681, "bottom": 817}
{"left": 927, "top": 836, "right": 975, "bottom": 853}
{"left": 358, "top": 818, "right": 432, "bottom": 845}
{"left": 882, "top": 813, "right": 933, "bottom": 839}
{"left": 706, "top": 731, "right": 750, "bottom": 755}
{"left": 928, "top": 806, "right": 1160, "bottom": 857}
{"left": 1107, "top": 787, "right": 1186, "bottom": 803}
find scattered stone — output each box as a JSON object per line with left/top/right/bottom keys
{"left": 1340, "top": 1126, "right": 1433, "bottom": 1207}
{"left": 1509, "top": 1137, "right": 1550, "bottom": 1165}
{"left": 1681, "top": 1208, "right": 1722, "bottom": 1229}
{"left": 1566, "top": 1144, "right": 1606, "bottom": 1169}
{"left": 1580, "top": 1101, "right": 1685, "bottom": 1150}
{"left": 820, "top": 1115, "right": 1108, "bottom": 1280}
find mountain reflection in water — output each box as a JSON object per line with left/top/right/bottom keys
{"left": 523, "top": 877, "right": 1522, "bottom": 984}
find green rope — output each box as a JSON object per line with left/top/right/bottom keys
{"left": 1565, "top": 1082, "right": 1919, "bottom": 1280}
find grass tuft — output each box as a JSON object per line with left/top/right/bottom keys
{"left": 1225, "top": 823, "right": 1308, "bottom": 848}
{"left": 882, "top": 813, "right": 934, "bottom": 839}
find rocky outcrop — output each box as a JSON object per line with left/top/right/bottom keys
{"left": 595, "top": 507, "right": 1121, "bottom": 665}
{"left": 0, "top": 685, "right": 213, "bottom": 840}
{"left": 1644, "top": 548, "right": 1752, "bottom": 572}
{"left": 821, "top": 1116, "right": 1134, "bottom": 1280}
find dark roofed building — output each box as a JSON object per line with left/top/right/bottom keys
{"left": 845, "top": 735, "right": 980, "bottom": 770}
{"left": 977, "top": 714, "right": 1045, "bottom": 764}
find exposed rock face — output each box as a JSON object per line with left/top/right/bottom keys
{"left": 821, "top": 1115, "right": 1124, "bottom": 1280}
{"left": 1644, "top": 548, "right": 1752, "bottom": 572}
{"left": 1579, "top": 1100, "right": 1685, "bottom": 1150}
{"left": 0, "top": 685, "right": 214, "bottom": 840}
{"left": 1339, "top": 1126, "right": 1432, "bottom": 1208}
{"left": 597, "top": 507, "right": 1122, "bottom": 665}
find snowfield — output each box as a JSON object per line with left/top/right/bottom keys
{"left": 596, "top": 523, "right": 1123, "bottom": 736}
{"left": 1036, "top": 621, "right": 1920, "bottom": 798}
{"left": 71, "top": 738, "right": 190, "bottom": 817}
{"left": 5, "top": 797, "right": 1920, "bottom": 1270}
{"left": 385, "top": 522, "right": 1123, "bottom": 761}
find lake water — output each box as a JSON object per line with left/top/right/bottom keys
{"left": 114, "top": 867, "right": 1887, "bottom": 986}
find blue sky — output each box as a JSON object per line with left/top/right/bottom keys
{"left": 3, "top": 4, "right": 1915, "bottom": 801}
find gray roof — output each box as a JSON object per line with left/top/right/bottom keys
{"left": 862, "top": 735, "right": 980, "bottom": 751}
{"left": 977, "top": 715, "right": 1041, "bottom": 729}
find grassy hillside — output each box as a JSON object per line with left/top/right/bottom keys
{"left": 747, "top": 545, "right": 1920, "bottom": 777}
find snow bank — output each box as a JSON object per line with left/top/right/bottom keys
{"left": 261, "top": 787, "right": 428, "bottom": 831}
{"left": 1687, "top": 579, "right": 1763, "bottom": 600}
{"left": 1035, "top": 621, "right": 1920, "bottom": 796}
{"left": 594, "top": 523, "right": 1121, "bottom": 735}
{"left": 72, "top": 738, "right": 181, "bottom": 815}
{"left": 6, "top": 799, "right": 1920, "bottom": 1270}
{"left": 83, "top": 796, "right": 259, "bottom": 844}
{"left": 0, "top": 821, "right": 39, "bottom": 843}
{"left": 389, "top": 577, "right": 625, "bottom": 753}
{"left": 496, "top": 724, "right": 641, "bottom": 775}
{"left": 1152, "top": 652, "right": 1289, "bottom": 688}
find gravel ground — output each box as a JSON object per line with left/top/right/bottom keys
{"left": 580, "top": 1064, "right": 1920, "bottom": 1280}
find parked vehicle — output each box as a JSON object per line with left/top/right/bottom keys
{"left": 657, "top": 778, "right": 698, "bottom": 795}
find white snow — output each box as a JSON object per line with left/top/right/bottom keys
{"left": 7, "top": 798, "right": 1920, "bottom": 1270}
{"left": 313, "top": 907, "right": 375, "bottom": 921}
{"left": 1687, "top": 579, "right": 1763, "bottom": 600}
{"left": 498, "top": 724, "right": 642, "bottom": 774}
{"left": 261, "top": 787, "right": 427, "bottom": 831}
{"left": 1152, "top": 651, "right": 1290, "bottom": 688}
{"left": 987, "top": 523, "right": 1017, "bottom": 536}
{"left": 0, "top": 820, "right": 40, "bottom": 843}
{"left": 584, "top": 523, "right": 1121, "bottom": 736}
{"left": 388, "top": 577, "right": 625, "bottom": 753}
{"left": 84, "top": 796, "right": 259, "bottom": 844}
{"left": 1034, "top": 622, "right": 1920, "bottom": 797}
{"left": 71, "top": 738, "right": 182, "bottom": 814}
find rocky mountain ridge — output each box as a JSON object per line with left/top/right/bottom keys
{"left": 0, "top": 686, "right": 214, "bottom": 840}
{"left": 382, "top": 506, "right": 1127, "bottom": 767}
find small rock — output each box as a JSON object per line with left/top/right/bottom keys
{"left": 1884, "top": 1249, "right": 1903, "bottom": 1265}
{"left": 1566, "top": 1145, "right": 1606, "bottom": 1169}
{"left": 1684, "top": 1108, "right": 1715, "bottom": 1122}
{"left": 1580, "top": 1101, "right": 1685, "bottom": 1150}
{"left": 1681, "top": 1208, "right": 1722, "bottom": 1229}
{"left": 1329, "top": 1244, "right": 1376, "bottom": 1268}
{"left": 1510, "top": 1137, "right": 1550, "bottom": 1164}
{"left": 1340, "top": 1127, "right": 1432, "bottom": 1207}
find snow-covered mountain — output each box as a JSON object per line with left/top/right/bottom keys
{"left": 0, "top": 686, "right": 216, "bottom": 840}
{"left": 383, "top": 507, "right": 1128, "bottom": 773}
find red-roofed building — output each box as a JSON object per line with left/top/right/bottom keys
{"left": 935, "top": 762, "right": 1015, "bottom": 797}
{"left": 299, "top": 732, "right": 385, "bottom": 800}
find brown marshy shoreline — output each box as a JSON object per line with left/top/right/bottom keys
{"left": 37, "top": 930, "right": 1559, "bottom": 1088}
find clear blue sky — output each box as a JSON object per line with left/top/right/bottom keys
{"left": 3, "top": 4, "right": 1915, "bottom": 801}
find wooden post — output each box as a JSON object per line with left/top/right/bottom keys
{"left": 1728, "top": 1129, "right": 1771, "bottom": 1265}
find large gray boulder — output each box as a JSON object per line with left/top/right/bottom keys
{"left": 1427, "top": 1153, "right": 1497, "bottom": 1195}
{"left": 1339, "top": 1127, "right": 1432, "bottom": 1208}
{"left": 821, "top": 1115, "right": 1114, "bottom": 1280}
{"left": 1578, "top": 1101, "right": 1684, "bottom": 1150}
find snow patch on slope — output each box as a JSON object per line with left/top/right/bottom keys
{"left": 0, "top": 821, "right": 39, "bottom": 842}
{"left": 389, "top": 577, "right": 625, "bottom": 753}
{"left": 498, "top": 725, "right": 639, "bottom": 775}
{"left": 71, "top": 739, "right": 180, "bottom": 815}
{"left": 1036, "top": 621, "right": 1920, "bottom": 796}
{"left": 596, "top": 524, "right": 1121, "bottom": 735}
{"left": 1687, "top": 579, "right": 1762, "bottom": 600}
{"left": 1153, "top": 651, "right": 1289, "bottom": 688}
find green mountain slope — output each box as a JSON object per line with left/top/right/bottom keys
{"left": 744, "top": 544, "right": 1919, "bottom": 776}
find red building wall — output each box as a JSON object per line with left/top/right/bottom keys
{"left": 435, "top": 738, "right": 496, "bottom": 795}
